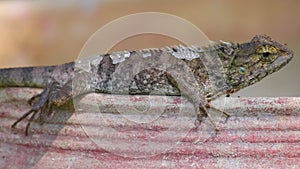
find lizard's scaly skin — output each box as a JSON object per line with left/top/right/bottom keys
{"left": 0, "top": 35, "right": 293, "bottom": 135}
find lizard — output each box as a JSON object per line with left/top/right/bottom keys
{"left": 0, "top": 35, "right": 293, "bottom": 135}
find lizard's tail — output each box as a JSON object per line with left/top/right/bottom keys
{"left": 0, "top": 66, "right": 55, "bottom": 88}
{"left": 0, "top": 62, "right": 74, "bottom": 88}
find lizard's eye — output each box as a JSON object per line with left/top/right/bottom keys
{"left": 256, "top": 45, "right": 278, "bottom": 62}
{"left": 262, "top": 52, "right": 270, "bottom": 58}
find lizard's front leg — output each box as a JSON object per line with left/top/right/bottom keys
{"left": 11, "top": 80, "right": 73, "bottom": 135}
{"left": 166, "top": 72, "right": 230, "bottom": 132}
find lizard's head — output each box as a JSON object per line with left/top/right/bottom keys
{"left": 224, "top": 35, "right": 293, "bottom": 94}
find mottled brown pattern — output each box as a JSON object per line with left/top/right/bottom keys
{"left": 0, "top": 35, "right": 293, "bottom": 135}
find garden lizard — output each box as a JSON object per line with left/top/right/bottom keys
{"left": 0, "top": 35, "right": 293, "bottom": 135}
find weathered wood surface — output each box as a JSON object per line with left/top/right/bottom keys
{"left": 0, "top": 88, "right": 299, "bottom": 169}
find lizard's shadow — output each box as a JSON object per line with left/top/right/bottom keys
{"left": 10, "top": 101, "right": 76, "bottom": 168}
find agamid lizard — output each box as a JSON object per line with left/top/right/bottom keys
{"left": 0, "top": 35, "right": 294, "bottom": 135}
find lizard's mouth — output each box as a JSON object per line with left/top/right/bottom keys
{"left": 274, "top": 44, "right": 294, "bottom": 69}
{"left": 270, "top": 51, "right": 293, "bottom": 73}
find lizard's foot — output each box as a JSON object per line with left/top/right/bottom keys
{"left": 197, "top": 104, "right": 231, "bottom": 133}
{"left": 11, "top": 82, "right": 60, "bottom": 135}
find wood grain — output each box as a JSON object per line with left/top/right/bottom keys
{"left": 0, "top": 88, "right": 299, "bottom": 168}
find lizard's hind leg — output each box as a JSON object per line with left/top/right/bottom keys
{"left": 11, "top": 82, "right": 55, "bottom": 135}
{"left": 11, "top": 81, "right": 72, "bottom": 135}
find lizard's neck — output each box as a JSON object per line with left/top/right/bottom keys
{"left": 194, "top": 41, "right": 239, "bottom": 101}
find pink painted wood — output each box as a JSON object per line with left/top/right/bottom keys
{"left": 0, "top": 88, "right": 299, "bottom": 168}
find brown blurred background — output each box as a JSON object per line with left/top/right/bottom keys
{"left": 0, "top": 0, "right": 299, "bottom": 96}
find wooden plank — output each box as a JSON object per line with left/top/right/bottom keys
{"left": 0, "top": 87, "right": 300, "bottom": 168}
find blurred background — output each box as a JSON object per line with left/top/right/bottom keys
{"left": 0, "top": 0, "right": 299, "bottom": 97}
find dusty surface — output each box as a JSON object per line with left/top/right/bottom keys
{"left": 0, "top": 88, "right": 299, "bottom": 168}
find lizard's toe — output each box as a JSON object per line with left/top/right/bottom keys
{"left": 12, "top": 82, "right": 60, "bottom": 135}
{"left": 27, "top": 93, "right": 41, "bottom": 106}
